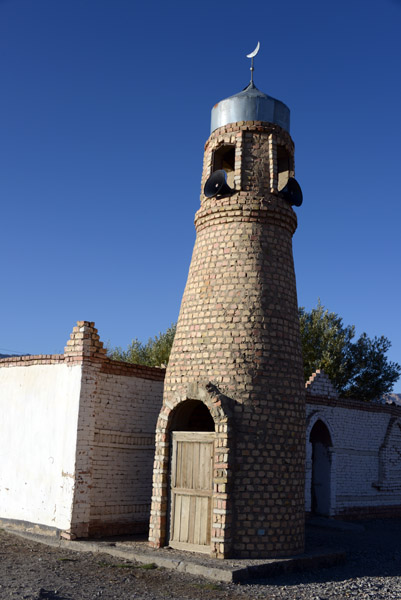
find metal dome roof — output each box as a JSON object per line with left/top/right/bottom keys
{"left": 210, "top": 81, "right": 290, "bottom": 134}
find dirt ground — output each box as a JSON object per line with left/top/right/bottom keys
{"left": 1, "top": 519, "right": 401, "bottom": 599}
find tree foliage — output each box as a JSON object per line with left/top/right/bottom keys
{"left": 108, "top": 323, "right": 176, "bottom": 367}
{"left": 300, "top": 301, "right": 401, "bottom": 401}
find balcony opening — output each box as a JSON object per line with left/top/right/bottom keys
{"left": 277, "top": 145, "right": 291, "bottom": 191}
{"left": 213, "top": 145, "right": 235, "bottom": 188}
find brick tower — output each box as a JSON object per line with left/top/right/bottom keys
{"left": 149, "top": 63, "right": 305, "bottom": 558}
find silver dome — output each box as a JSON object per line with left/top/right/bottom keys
{"left": 211, "top": 82, "right": 290, "bottom": 134}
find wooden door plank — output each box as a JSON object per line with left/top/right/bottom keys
{"left": 171, "top": 487, "right": 211, "bottom": 497}
{"left": 192, "top": 441, "right": 200, "bottom": 489}
{"left": 200, "top": 496, "right": 209, "bottom": 545}
{"left": 180, "top": 494, "right": 190, "bottom": 542}
{"left": 173, "top": 432, "right": 215, "bottom": 442}
{"left": 199, "top": 441, "right": 213, "bottom": 490}
{"left": 194, "top": 495, "right": 201, "bottom": 545}
{"left": 172, "top": 493, "right": 182, "bottom": 542}
{"left": 186, "top": 442, "right": 192, "bottom": 490}
{"left": 188, "top": 495, "right": 196, "bottom": 544}
{"left": 175, "top": 438, "right": 181, "bottom": 488}
{"left": 171, "top": 435, "right": 178, "bottom": 488}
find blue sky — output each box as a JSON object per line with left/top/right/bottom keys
{"left": 1, "top": 0, "right": 400, "bottom": 390}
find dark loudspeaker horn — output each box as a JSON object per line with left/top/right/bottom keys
{"left": 279, "top": 177, "right": 303, "bottom": 207}
{"left": 204, "top": 170, "right": 234, "bottom": 198}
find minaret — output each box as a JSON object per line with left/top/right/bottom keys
{"left": 149, "top": 48, "right": 305, "bottom": 559}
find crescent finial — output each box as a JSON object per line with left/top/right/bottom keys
{"left": 246, "top": 41, "right": 260, "bottom": 59}
{"left": 246, "top": 41, "right": 260, "bottom": 85}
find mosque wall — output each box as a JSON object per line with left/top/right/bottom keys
{"left": 305, "top": 393, "right": 401, "bottom": 519}
{"left": 0, "top": 325, "right": 400, "bottom": 541}
{"left": 0, "top": 358, "right": 82, "bottom": 532}
{"left": 0, "top": 323, "right": 165, "bottom": 539}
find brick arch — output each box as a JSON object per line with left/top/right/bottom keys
{"left": 306, "top": 411, "right": 335, "bottom": 447}
{"left": 148, "top": 383, "right": 235, "bottom": 558}
{"left": 202, "top": 134, "right": 242, "bottom": 194}
{"left": 305, "top": 412, "right": 336, "bottom": 516}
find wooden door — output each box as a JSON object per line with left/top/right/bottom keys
{"left": 169, "top": 431, "right": 214, "bottom": 553}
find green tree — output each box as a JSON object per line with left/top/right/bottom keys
{"left": 108, "top": 323, "right": 176, "bottom": 367}
{"left": 300, "top": 301, "right": 401, "bottom": 401}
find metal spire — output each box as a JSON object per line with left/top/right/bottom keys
{"left": 246, "top": 41, "right": 260, "bottom": 85}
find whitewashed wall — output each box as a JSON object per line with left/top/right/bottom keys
{"left": 306, "top": 400, "right": 401, "bottom": 517}
{"left": 0, "top": 363, "right": 82, "bottom": 531}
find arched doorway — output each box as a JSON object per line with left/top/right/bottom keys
{"left": 168, "top": 400, "right": 215, "bottom": 553}
{"left": 310, "top": 420, "right": 332, "bottom": 516}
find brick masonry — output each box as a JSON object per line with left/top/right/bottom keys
{"left": 87, "top": 366, "right": 164, "bottom": 537}
{"left": 66, "top": 323, "right": 164, "bottom": 538}
{"left": 1, "top": 326, "right": 401, "bottom": 543}
{"left": 149, "top": 121, "right": 306, "bottom": 559}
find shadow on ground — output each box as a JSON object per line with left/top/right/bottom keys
{"left": 249, "top": 518, "right": 401, "bottom": 586}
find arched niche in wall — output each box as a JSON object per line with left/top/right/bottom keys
{"left": 309, "top": 420, "right": 333, "bottom": 516}
{"left": 170, "top": 399, "right": 215, "bottom": 432}
{"left": 277, "top": 144, "right": 292, "bottom": 191}
{"left": 212, "top": 144, "right": 235, "bottom": 188}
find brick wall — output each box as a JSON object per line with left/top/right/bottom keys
{"left": 87, "top": 362, "right": 164, "bottom": 536}
{"left": 63, "top": 322, "right": 165, "bottom": 538}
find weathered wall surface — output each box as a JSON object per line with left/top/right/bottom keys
{"left": 0, "top": 360, "right": 82, "bottom": 531}
{"left": 88, "top": 361, "right": 164, "bottom": 536}
{"left": 0, "top": 322, "right": 165, "bottom": 540}
{"left": 1, "top": 322, "right": 400, "bottom": 542}
{"left": 306, "top": 389, "right": 401, "bottom": 518}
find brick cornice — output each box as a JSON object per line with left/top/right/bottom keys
{"left": 205, "top": 121, "right": 294, "bottom": 152}
{"left": 195, "top": 192, "right": 297, "bottom": 234}
{"left": 100, "top": 360, "right": 165, "bottom": 381}
{"left": 306, "top": 392, "right": 401, "bottom": 417}
{"left": 0, "top": 354, "right": 65, "bottom": 367}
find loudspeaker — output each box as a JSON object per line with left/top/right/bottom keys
{"left": 204, "top": 170, "right": 234, "bottom": 198}
{"left": 279, "top": 177, "right": 303, "bottom": 207}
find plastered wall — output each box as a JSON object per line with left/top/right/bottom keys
{"left": 0, "top": 362, "right": 82, "bottom": 531}
{"left": 0, "top": 322, "right": 165, "bottom": 539}
{"left": 305, "top": 396, "right": 401, "bottom": 517}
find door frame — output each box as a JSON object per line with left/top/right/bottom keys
{"left": 168, "top": 431, "right": 215, "bottom": 554}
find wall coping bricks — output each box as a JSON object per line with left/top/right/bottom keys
{"left": 0, "top": 322, "right": 166, "bottom": 382}
{"left": 306, "top": 392, "right": 401, "bottom": 417}
{"left": 0, "top": 354, "right": 65, "bottom": 367}
{"left": 305, "top": 369, "right": 339, "bottom": 399}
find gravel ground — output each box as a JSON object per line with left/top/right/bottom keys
{"left": 1, "top": 519, "right": 401, "bottom": 599}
